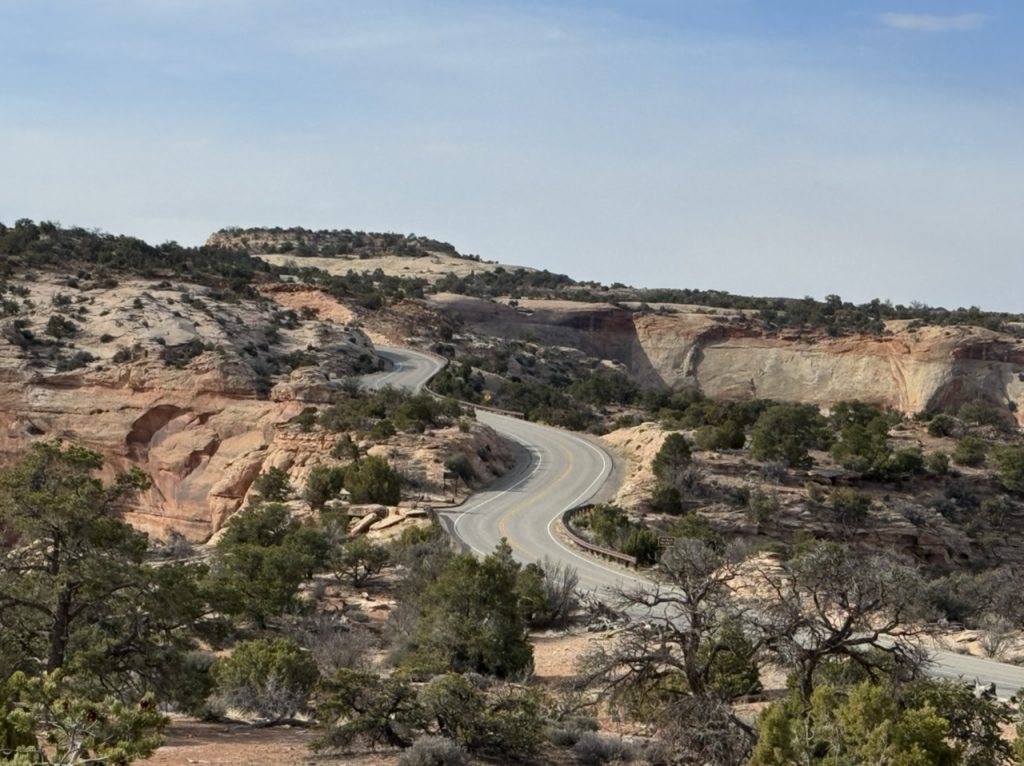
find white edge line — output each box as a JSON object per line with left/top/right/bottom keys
{"left": 480, "top": 412, "right": 646, "bottom": 591}
{"left": 375, "top": 350, "right": 639, "bottom": 585}
{"left": 544, "top": 430, "right": 648, "bottom": 591}
{"left": 449, "top": 437, "right": 545, "bottom": 556}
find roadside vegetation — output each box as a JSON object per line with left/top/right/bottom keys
{"left": 5, "top": 219, "right": 1024, "bottom": 764}
{"left": 6, "top": 433, "right": 1024, "bottom": 765}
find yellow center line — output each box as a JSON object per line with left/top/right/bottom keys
{"left": 497, "top": 436, "right": 576, "bottom": 558}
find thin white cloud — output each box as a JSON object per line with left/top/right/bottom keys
{"left": 880, "top": 12, "right": 987, "bottom": 32}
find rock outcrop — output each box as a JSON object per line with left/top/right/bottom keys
{"left": 633, "top": 313, "right": 1024, "bottom": 421}
{"left": 0, "top": 274, "right": 382, "bottom": 541}
{"left": 432, "top": 295, "right": 1024, "bottom": 423}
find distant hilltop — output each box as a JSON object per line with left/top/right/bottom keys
{"left": 208, "top": 225, "right": 530, "bottom": 285}
{"left": 207, "top": 226, "right": 483, "bottom": 262}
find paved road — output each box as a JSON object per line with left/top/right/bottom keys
{"left": 372, "top": 347, "right": 1024, "bottom": 698}
{"left": 361, "top": 345, "right": 446, "bottom": 392}
{"left": 448, "top": 411, "right": 649, "bottom": 595}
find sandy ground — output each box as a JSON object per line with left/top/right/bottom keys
{"left": 532, "top": 631, "right": 608, "bottom": 682}
{"left": 144, "top": 720, "right": 319, "bottom": 766}
{"left": 143, "top": 630, "right": 599, "bottom": 765}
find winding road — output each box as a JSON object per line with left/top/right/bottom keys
{"left": 369, "top": 346, "right": 1024, "bottom": 697}
{"left": 362, "top": 346, "right": 447, "bottom": 392}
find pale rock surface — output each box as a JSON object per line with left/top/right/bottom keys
{"left": 431, "top": 295, "right": 1024, "bottom": 423}
{"left": 0, "top": 273, "right": 383, "bottom": 541}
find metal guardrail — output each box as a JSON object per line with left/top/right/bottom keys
{"left": 408, "top": 346, "right": 639, "bottom": 570}
{"left": 399, "top": 346, "right": 622, "bottom": 567}
{"left": 468, "top": 400, "right": 527, "bottom": 419}
{"left": 414, "top": 349, "right": 527, "bottom": 419}
{"left": 561, "top": 504, "right": 638, "bottom": 568}
{"left": 424, "top": 382, "right": 526, "bottom": 419}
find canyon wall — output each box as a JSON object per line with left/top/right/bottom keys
{"left": 432, "top": 295, "right": 1024, "bottom": 422}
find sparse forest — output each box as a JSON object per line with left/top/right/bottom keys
{"left": 3, "top": 219, "right": 1024, "bottom": 765}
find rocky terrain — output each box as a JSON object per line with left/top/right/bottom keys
{"left": 0, "top": 268, "right": 510, "bottom": 542}
{"left": 3, "top": 221, "right": 1023, "bottom": 554}
{"left": 600, "top": 421, "right": 989, "bottom": 566}
{"left": 426, "top": 294, "right": 1024, "bottom": 423}
{"left": 4, "top": 222, "right": 1024, "bottom": 766}
{"left": 213, "top": 225, "right": 1024, "bottom": 426}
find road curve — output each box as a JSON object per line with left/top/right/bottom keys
{"left": 447, "top": 411, "right": 647, "bottom": 596}
{"left": 361, "top": 345, "right": 446, "bottom": 392}
{"left": 371, "top": 347, "right": 1024, "bottom": 697}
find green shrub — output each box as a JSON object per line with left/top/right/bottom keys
{"left": 369, "top": 418, "right": 397, "bottom": 440}
{"left": 314, "top": 669, "right": 423, "bottom": 750}
{"left": 830, "top": 488, "right": 870, "bottom": 524}
{"left": 252, "top": 466, "right": 292, "bottom": 502}
{"left": 404, "top": 543, "right": 533, "bottom": 678}
{"left": 212, "top": 637, "right": 319, "bottom": 721}
{"left": 209, "top": 503, "right": 327, "bottom": 625}
{"left": 444, "top": 454, "right": 477, "bottom": 483}
{"left": 294, "top": 408, "right": 318, "bottom": 432}
{"left": 652, "top": 433, "right": 692, "bottom": 483}
{"left": 418, "top": 675, "right": 544, "bottom": 758}
{"left": 573, "top": 732, "right": 637, "bottom": 765}
{"left": 163, "top": 338, "right": 206, "bottom": 368}
{"left": 959, "top": 400, "right": 1010, "bottom": 430}
{"left": 993, "top": 446, "right": 1024, "bottom": 492}
{"left": 580, "top": 504, "right": 630, "bottom": 548}
{"left": 927, "top": 413, "right": 958, "bottom": 437}
{"left": 345, "top": 456, "right": 401, "bottom": 505}
{"left": 111, "top": 343, "right": 142, "bottom": 364}
{"left": 887, "top": 447, "right": 924, "bottom": 476}
{"left": 514, "top": 558, "right": 579, "bottom": 629}
{"left": 751, "top": 403, "right": 831, "bottom": 469}
{"left": 924, "top": 452, "right": 950, "bottom": 476}
{"left": 331, "top": 434, "right": 359, "bottom": 460}
{"left": 304, "top": 465, "right": 346, "bottom": 510}
{"left": 45, "top": 314, "right": 78, "bottom": 339}
{"left": 649, "top": 483, "right": 683, "bottom": 514}
{"left": 666, "top": 513, "right": 724, "bottom": 553}
{"left": 694, "top": 420, "right": 746, "bottom": 451}
{"left": 334, "top": 537, "right": 390, "bottom": 586}
{"left": 398, "top": 736, "right": 468, "bottom": 766}
{"left": 953, "top": 436, "right": 987, "bottom": 467}
{"left": 55, "top": 350, "right": 95, "bottom": 371}
{"left": 621, "top": 528, "right": 660, "bottom": 565}
{"left": 804, "top": 481, "right": 826, "bottom": 505}
{"left": 828, "top": 403, "right": 901, "bottom": 477}
{"left": 748, "top": 489, "right": 780, "bottom": 524}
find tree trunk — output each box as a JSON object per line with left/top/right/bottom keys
{"left": 47, "top": 583, "right": 75, "bottom": 671}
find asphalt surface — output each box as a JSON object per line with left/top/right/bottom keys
{"left": 449, "top": 411, "right": 649, "bottom": 596}
{"left": 361, "top": 345, "right": 446, "bottom": 392}
{"left": 372, "top": 346, "right": 1024, "bottom": 698}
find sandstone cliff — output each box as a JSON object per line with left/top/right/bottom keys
{"left": 0, "top": 273, "right": 382, "bottom": 541}
{"left": 429, "top": 295, "right": 1024, "bottom": 423}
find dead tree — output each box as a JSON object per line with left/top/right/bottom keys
{"left": 745, "top": 541, "right": 926, "bottom": 702}
{"left": 576, "top": 539, "right": 761, "bottom": 764}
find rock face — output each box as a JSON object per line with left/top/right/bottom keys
{"left": 0, "top": 274, "right": 382, "bottom": 541}
{"left": 633, "top": 314, "right": 1024, "bottom": 421}
{"left": 432, "top": 295, "right": 1024, "bottom": 423}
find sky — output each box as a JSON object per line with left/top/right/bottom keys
{"left": 1, "top": 1, "right": 1022, "bottom": 311}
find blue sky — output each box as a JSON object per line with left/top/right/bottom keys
{"left": 1, "top": 1, "right": 1021, "bottom": 311}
